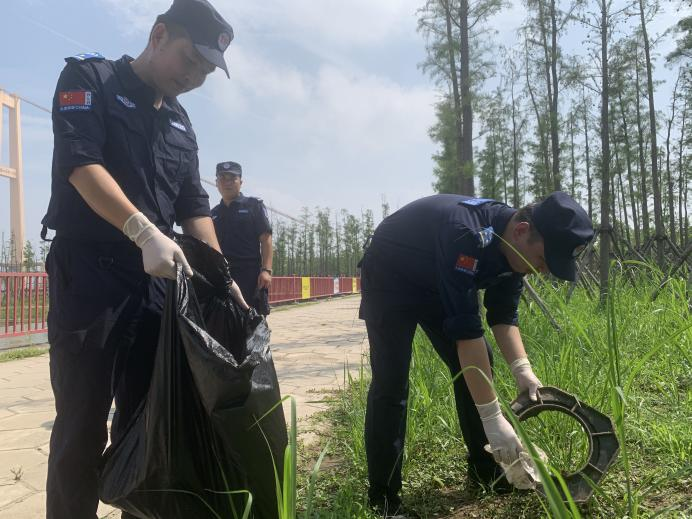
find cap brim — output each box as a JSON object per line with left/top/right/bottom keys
{"left": 546, "top": 253, "right": 577, "bottom": 282}
{"left": 195, "top": 44, "right": 230, "bottom": 78}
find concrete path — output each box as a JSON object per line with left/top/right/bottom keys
{"left": 0, "top": 295, "right": 368, "bottom": 519}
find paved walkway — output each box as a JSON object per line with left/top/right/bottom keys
{"left": 0, "top": 295, "right": 368, "bottom": 519}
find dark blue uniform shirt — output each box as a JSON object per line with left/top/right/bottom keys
{"left": 360, "top": 194, "right": 524, "bottom": 341}
{"left": 42, "top": 54, "right": 210, "bottom": 241}
{"left": 211, "top": 194, "right": 272, "bottom": 264}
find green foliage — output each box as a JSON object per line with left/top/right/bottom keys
{"left": 305, "top": 272, "right": 692, "bottom": 517}
{"left": 666, "top": 15, "right": 692, "bottom": 64}
{"left": 0, "top": 346, "right": 48, "bottom": 363}
{"left": 429, "top": 96, "right": 462, "bottom": 193}
{"left": 271, "top": 207, "right": 375, "bottom": 276}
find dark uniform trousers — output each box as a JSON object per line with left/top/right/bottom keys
{"left": 45, "top": 237, "right": 164, "bottom": 519}
{"left": 230, "top": 262, "right": 260, "bottom": 308}
{"left": 361, "top": 265, "right": 496, "bottom": 503}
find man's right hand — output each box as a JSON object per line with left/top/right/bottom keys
{"left": 123, "top": 212, "right": 193, "bottom": 280}
{"left": 476, "top": 398, "right": 525, "bottom": 465}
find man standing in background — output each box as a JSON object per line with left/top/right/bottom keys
{"left": 212, "top": 161, "right": 273, "bottom": 315}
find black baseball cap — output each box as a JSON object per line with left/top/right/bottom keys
{"left": 159, "top": 0, "right": 234, "bottom": 78}
{"left": 216, "top": 161, "right": 242, "bottom": 177}
{"left": 532, "top": 192, "right": 594, "bottom": 281}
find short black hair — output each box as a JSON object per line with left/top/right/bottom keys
{"left": 514, "top": 203, "right": 542, "bottom": 242}
{"left": 151, "top": 15, "right": 190, "bottom": 41}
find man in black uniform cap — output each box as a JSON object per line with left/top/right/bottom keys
{"left": 212, "top": 161, "right": 273, "bottom": 315}
{"left": 40, "top": 1, "right": 241, "bottom": 518}
{"left": 359, "top": 192, "right": 593, "bottom": 515}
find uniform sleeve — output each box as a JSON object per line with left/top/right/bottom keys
{"left": 52, "top": 63, "right": 106, "bottom": 179}
{"left": 484, "top": 274, "right": 524, "bottom": 328}
{"left": 174, "top": 151, "right": 211, "bottom": 223}
{"left": 436, "top": 223, "right": 484, "bottom": 341}
{"left": 254, "top": 200, "right": 272, "bottom": 236}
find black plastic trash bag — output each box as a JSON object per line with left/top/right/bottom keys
{"left": 99, "top": 235, "right": 287, "bottom": 519}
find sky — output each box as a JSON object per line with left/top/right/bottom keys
{"left": 0, "top": 0, "right": 684, "bottom": 246}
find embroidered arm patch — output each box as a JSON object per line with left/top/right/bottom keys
{"left": 455, "top": 254, "right": 478, "bottom": 275}
{"left": 58, "top": 90, "right": 93, "bottom": 112}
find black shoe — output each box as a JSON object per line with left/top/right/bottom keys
{"left": 369, "top": 493, "right": 406, "bottom": 518}
{"left": 467, "top": 461, "right": 516, "bottom": 494}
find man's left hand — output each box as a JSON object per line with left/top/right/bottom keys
{"left": 258, "top": 270, "right": 272, "bottom": 290}
{"left": 510, "top": 357, "right": 543, "bottom": 401}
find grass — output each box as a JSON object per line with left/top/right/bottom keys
{"left": 0, "top": 345, "right": 48, "bottom": 362}
{"left": 298, "top": 268, "right": 691, "bottom": 518}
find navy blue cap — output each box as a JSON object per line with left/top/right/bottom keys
{"left": 160, "top": 0, "right": 233, "bottom": 78}
{"left": 532, "top": 192, "right": 594, "bottom": 281}
{"left": 216, "top": 161, "right": 242, "bottom": 176}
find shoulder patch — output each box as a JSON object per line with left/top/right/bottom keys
{"left": 461, "top": 197, "right": 495, "bottom": 207}
{"left": 475, "top": 226, "right": 495, "bottom": 248}
{"left": 58, "top": 90, "right": 93, "bottom": 112}
{"left": 455, "top": 254, "right": 478, "bottom": 275}
{"left": 170, "top": 120, "right": 187, "bottom": 132}
{"left": 65, "top": 52, "right": 105, "bottom": 64}
{"left": 116, "top": 94, "right": 136, "bottom": 109}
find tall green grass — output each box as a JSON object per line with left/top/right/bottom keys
{"left": 303, "top": 268, "right": 691, "bottom": 518}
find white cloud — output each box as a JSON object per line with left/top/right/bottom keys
{"left": 93, "top": 0, "right": 437, "bottom": 220}
{"left": 207, "top": 46, "right": 435, "bottom": 142}
{"left": 202, "top": 46, "right": 436, "bottom": 186}
{"left": 100, "top": 0, "right": 421, "bottom": 48}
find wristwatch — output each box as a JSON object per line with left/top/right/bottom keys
{"left": 261, "top": 268, "right": 272, "bottom": 275}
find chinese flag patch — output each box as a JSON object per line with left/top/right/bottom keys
{"left": 58, "top": 91, "right": 92, "bottom": 111}
{"left": 455, "top": 254, "right": 478, "bottom": 274}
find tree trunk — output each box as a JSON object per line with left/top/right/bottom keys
{"left": 665, "top": 70, "right": 681, "bottom": 246}
{"left": 679, "top": 97, "right": 688, "bottom": 246}
{"left": 499, "top": 126, "right": 509, "bottom": 203}
{"left": 639, "top": 0, "right": 664, "bottom": 265}
{"left": 511, "top": 70, "right": 521, "bottom": 207}
{"left": 526, "top": 39, "right": 551, "bottom": 195}
{"left": 537, "top": 0, "right": 553, "bottom": 192}
{"left": 582, "top": 92, "right": 593, "bottom": 220}
{"left": 618, "top": 89, "right": 641, "bottom": 247}
{"left": 549, "top": 0, "right": 561, "bottom": 191}
{"left": 634, "top": 49, "right": 650, "bottom": 243}
{"left": 459, "top": 0, "right": 475, "bottom": 195}
{"left": 442, "top": 0, "right": 465, "bottom": 196}
{"left": 616, "top": 144, "right": 631, "bottom": 244}
{"left": 490, "top": 122, "right": 498, "bottom": 198}
{"left": 570, "top": 110, "right": 576, "bottom": 198}
{"left": 599, "top": 0, "right": 610, "bottom": 304}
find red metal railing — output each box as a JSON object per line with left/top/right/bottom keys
{"left": 268, "top": 276, "right": 303, "bottom": 303}
{"left": 0, "top": 273, "right": 360, "bottom": 339}
{"left": 1, "top": 272, "right": 49, "bottom": 338}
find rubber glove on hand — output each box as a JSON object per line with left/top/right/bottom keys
{"left": 123, "top": 212, "right": 192, "bottom": 280}
{"left": 511, "top": 357, "right": 543, "bottom": 401}
{"left": 484, "top": 444, "right": 548, "bottom": 490}
{"left": 476, "top": 398, "right": 525, "bottom": 466}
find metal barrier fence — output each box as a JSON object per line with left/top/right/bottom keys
{"left": 268, "top": 276, "right": 360, "bottom": 303}
{"left": 0, "top": 273, "right": 360, "bottom": 339}
{"left": 1, "top": 272, "right": 49, "bottom": 338}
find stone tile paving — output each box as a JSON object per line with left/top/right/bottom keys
{"left": 0, "top": 295, "right": 368, "bottom": 518}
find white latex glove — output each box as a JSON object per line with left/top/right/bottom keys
{"left": 123, "top": 212, "right": 193, "bottom": 280}
{"left": 511, "top": 357, "right": 543, "bottom": 401}
{"left": 484, "top": 444, "right": 547, "bottom": 489}
{"left": 476, "top": 398, "right": 525, "bottom": 466}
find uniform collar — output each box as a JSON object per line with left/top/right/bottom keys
{"left": 486, "top": 206, "right": 517, "bottom": 274}
{"left": 115, "top": 55, "right": 178, "bottom": 114}
{"left": 490, "top": 206, "right": 516, "bottom": 239}
{"left": 221, "top": 192, "right": 246, "bottom": 207}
